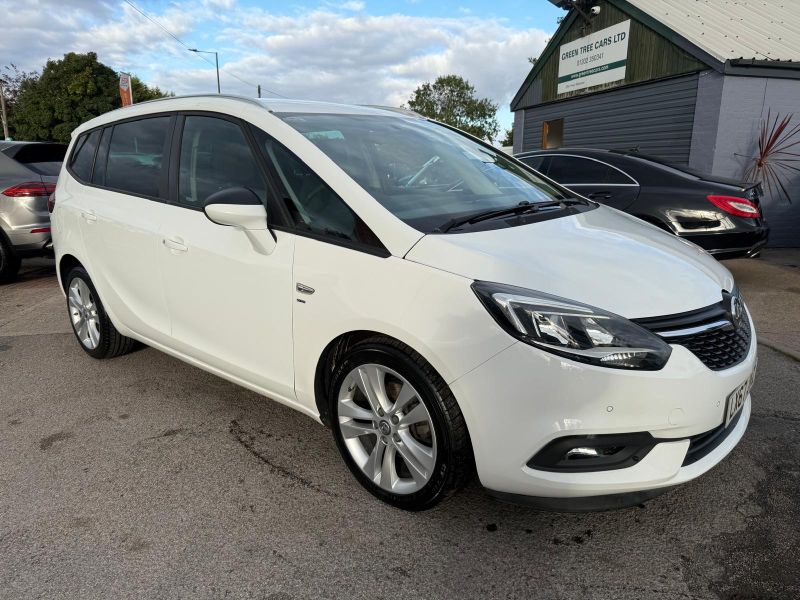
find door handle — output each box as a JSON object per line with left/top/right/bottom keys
{"left": 81, "top": 210, "right": 97, "bottom": 223}
{"left": 162, "top": 237, "right": 188, "bottom": 253}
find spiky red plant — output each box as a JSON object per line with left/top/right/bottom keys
{"left": 743, "top": 111, "right": 800, "bottom": 204}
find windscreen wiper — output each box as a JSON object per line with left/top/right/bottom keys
{"left": 434, "top": 198, "right": 585, "bottom": 233}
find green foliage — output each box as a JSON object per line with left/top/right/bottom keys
{"left": 500, "top": 128, "right": 514, "bottom": 147}
{"left": 12, "top": 52, "right": 119, "bottom": 142}
{"left": 1, "top": 64, "right": 40, "bottom": 139}
{"left": 8, "top": 53, "right": 173, "bottom": 143}
{"left": 405, "top": 75, "right": 500, "bottom": 142}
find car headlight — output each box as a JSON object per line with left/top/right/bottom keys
{"left": 472, "top": 281, "right": 672, "bottom": 370}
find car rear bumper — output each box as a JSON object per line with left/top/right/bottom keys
{"left": 4, "top": 225, "right": 53, "bottom": 258}
{"left": 680, "top": 226, "right": 769, "bottom": 259}
{"left": 10, "top": 234, "right": 53, "bottom": 258}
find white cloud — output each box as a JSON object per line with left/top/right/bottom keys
{"left": 0, "top": 0, "right": 550, "bottom": 127}
{"left": 339, "top": 1, "right": 365, "bottom": 10}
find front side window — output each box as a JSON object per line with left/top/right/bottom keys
{"left": 275, "top": 113, "right": 570, "bottom": 233}
{"left": 519, "top": 155, "right": 547, "bottom": 172}
{"left": 69, "top": 130, "right": 101, "bottom": 182}
{"left": 178, "top": 116, "right": 266, "bottom": 207}
{"left": 105, "top": 117, "right": 170, "bottom": 198}
{"left": 251, "top": 128, "right": 382, "bottom": 249}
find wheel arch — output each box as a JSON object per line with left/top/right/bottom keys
{"left": 313, "top": 330, "right": 454, "bottom": 428}
{"left": 57, "top": 253, "right": 85, "bottom": 292}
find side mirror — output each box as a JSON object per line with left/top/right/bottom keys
{"left": 203, "top": 187, "right": 276, "bottom": 255}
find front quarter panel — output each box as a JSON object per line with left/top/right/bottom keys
{"left": 291, "top": 235, "right": 515, "bottom": 416}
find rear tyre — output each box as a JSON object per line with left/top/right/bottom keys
{"left": 328, "top": 336, "right": 474, "bottom": 510}
{"left": 0, "top": 236, "right": 21, "bottom": 284}
{"left": 65, "top": 267, "right": 136, "bottom": 359}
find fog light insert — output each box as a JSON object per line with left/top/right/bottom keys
{"left": 528, "top": 432, "right": 657, "bottom": 472}
{"left": 565, "top": 445, "right": 624, "bottom": 460}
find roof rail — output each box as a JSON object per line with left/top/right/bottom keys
{"left": 134, "top": 93, "right": 266, "bottom": 109}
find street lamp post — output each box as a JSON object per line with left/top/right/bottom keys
{"left": 189, "top": 48, "right": 220, "bottom": 94}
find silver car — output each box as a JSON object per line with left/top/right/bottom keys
{"left": 0, "top": 141, "right": 66, "bottom": 282}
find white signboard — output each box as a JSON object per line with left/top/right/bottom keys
{"left": 557, "top": 20, "right": 631, "bottom": 95}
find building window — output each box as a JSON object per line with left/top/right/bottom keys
{"left": 542, "top": 118, "right": 564, "bottom": 149}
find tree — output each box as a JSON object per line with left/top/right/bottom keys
{"left": 13, "top": 52, "right": 119, "bottom": 142}
{"left": 500, "top": 128, "right": 514, "bottom": 147}
{"left": 0, "top": 64, "right": 39, "bottom": 139}
{"left": 11, "top": 53, "right": 172, "bottom": 143}
{"left": 405, "top": 75, "right": 500, "bottom": 142}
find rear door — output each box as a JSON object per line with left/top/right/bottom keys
{"left": 70, "top": 115, "right": 174, "bottom": 341}
{"left": 541, "top": 154, "right": 640, "bottom": 210}
{"left": 156, "top": 113, "right": 296, "bottom": 402}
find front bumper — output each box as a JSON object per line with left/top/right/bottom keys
{"left": 449, "top": 316, "right": 756, "bottom": 503}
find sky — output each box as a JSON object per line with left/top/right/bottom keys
{"left": 0, "top": 0, "right": 563, "bottom": 134}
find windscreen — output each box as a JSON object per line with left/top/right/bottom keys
{"left": 276, "top": 113, "right": 568, "bottom": 232}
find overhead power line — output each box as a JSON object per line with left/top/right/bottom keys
{"left": 120, "top": 0, "right": 286, "bottom": 98}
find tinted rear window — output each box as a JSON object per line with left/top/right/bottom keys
{"left": 9, "top": 143, "right": 67, "bottom": 176}
{"left": 104, "top": 117, "right": 170, "bottom": 198}
{"left": 613, "top": 151, "right": 701, "bottom": 180}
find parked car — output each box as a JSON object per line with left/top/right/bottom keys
{"left": 52, "top": 96, "right": 756, "bottom": 511}
{"left": 514, "top": 148, "right": 769, "bottom": 259}
{"left": 0, "top": 141, "right": 67, "bottom": 282}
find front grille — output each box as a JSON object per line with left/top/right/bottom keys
{"left": 634, "top": 292, "right": 751, "bottom": 371}
{"left": 670, "top": 320, "right": 750, "bottom": 370}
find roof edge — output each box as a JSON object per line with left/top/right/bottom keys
{"left": 511, "top": 0, "right": 724, "bottom": 112}
{"left": 725, "top": 59, "right": 800, "bottom": 79}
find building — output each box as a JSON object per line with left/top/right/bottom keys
{"left": 511, "top": 0, "right": 800, "bottom": 246}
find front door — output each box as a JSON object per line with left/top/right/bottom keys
{"left": 157, "top": 114, "right": 296, "bottom": 403}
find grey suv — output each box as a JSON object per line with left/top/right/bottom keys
{"left": 0, "top": 141, "right": 67, "bottom": 282}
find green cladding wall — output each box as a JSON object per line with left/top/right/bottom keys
{"left": 533, "top": 0, "right": 707, "bottom": 105}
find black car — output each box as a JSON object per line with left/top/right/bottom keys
{"left": 515, "top": 148, "right": 769, "bottom": 259}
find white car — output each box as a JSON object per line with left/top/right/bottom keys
{"left": 51, "top": 95, "right": 756, "bottom": 511}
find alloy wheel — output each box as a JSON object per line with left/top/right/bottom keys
{"left": 68, "top": 278, "right": 100, "bottom": 350}
{"left": 337, "top": 363, "right": 437, "bottom": 494}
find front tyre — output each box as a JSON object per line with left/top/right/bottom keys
{"left": 65, "top": 266, "right": 136, "bottom": 359}
{"left": 329, "top": 337, "right": 473, "bottom": 510}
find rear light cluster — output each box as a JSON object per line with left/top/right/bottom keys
{"left": 2, "top": 182, "right": 56, "bottom": 198}
{"left": 707, "top": 195, "right": 760, "bottom": 218}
